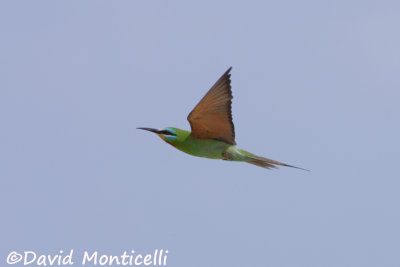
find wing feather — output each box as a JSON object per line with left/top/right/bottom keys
{"left": 187, "top": 67, "right": 236, "bottom": 145}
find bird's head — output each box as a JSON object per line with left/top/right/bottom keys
{"left": 137, "top": 127, "right": 183, "bottom": 144}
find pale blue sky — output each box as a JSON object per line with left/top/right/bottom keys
{"left": 1, "top": 1, "right": 400, "bottom": 266}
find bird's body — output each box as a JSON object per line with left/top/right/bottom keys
{"left": 161, "top": 127, "right": 230, "bottom": 159}
{"left": 154, "top": 127, "right": 299, "bottom": 169}
{"left": 138, "top": 68, "right": 306, "bottom": 170}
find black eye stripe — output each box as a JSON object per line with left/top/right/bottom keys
{"left": 158, "top": 130, "right": 176, "bottom": 136}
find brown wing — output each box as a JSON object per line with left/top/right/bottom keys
{"left": 187, "top": 67, "right": 236, "bottom": 145}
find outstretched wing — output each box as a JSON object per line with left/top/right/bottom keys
{"left": 187, "top": 67, "right": 236, "bottom": 145}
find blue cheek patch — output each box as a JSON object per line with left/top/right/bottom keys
{"left": 165, "top": 127, "right": 176, "bottom": 135}
{"left": 161, "top": 127, "right": 177, "bottom": 141}
{"left": 164, "top": 135, "right": 177, "bottom": 142}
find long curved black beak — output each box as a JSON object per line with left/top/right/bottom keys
{"left": 137, "top": 127, "right": 160, "bottom": 134}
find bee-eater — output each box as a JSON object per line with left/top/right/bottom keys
{"left": 138, "top": 67, "right": 307, "bottom": 170}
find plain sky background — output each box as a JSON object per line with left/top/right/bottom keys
{"left": 1, "top": 1, "right": 400, "bottom": 266}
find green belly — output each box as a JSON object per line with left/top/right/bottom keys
{"left": 174, "top": 135, "right": 231, "bottom": 159}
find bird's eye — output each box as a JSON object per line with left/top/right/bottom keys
{"left": 159, "top": 130, "right": 175, "bottom": 136}
{"left": 159, "top": 130, "right": 176, "bottom": 136}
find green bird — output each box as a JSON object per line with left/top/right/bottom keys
{"left": 138, "top": 67, "right": 306, "bottom": 170}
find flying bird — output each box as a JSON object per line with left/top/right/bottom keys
{"left": 138, "top": 67, "right": 307, "bottom": 170}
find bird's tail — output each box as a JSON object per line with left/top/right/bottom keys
{"left": 239, "top": 149, "right": 308, "bottom": 171}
